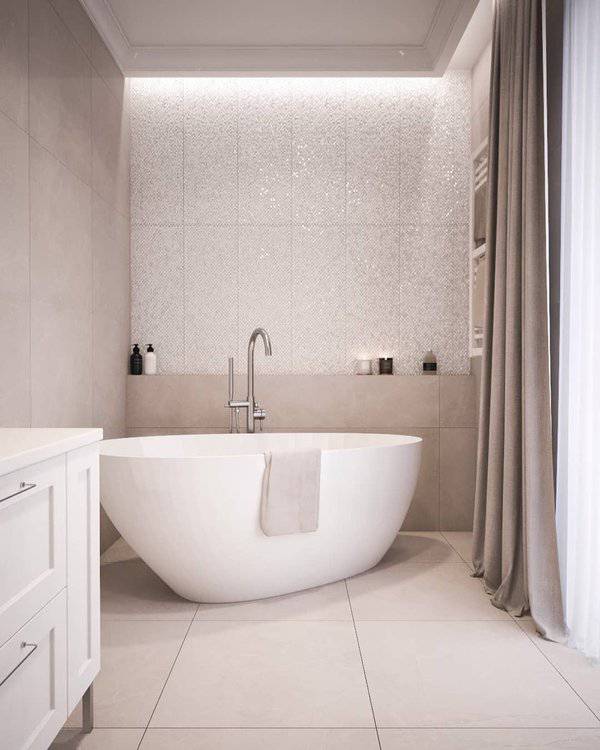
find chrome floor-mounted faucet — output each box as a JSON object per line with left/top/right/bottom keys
{"left": 227, "top": 327, "right": 272, "bottom": 433}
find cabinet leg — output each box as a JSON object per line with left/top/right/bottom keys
{"left": 82, "top": 683, "right": 94, "bottom": 734}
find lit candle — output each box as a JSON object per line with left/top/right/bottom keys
{"left": 356, "top": 358, "right": 372, "bottom": 375}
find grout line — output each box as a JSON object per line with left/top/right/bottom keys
{"left": 136, "top": 605, "right": 199, "bottom": 750}
{"left": 439, "top": 530, "right": 474, "bottom": 569}
{"left": 235, "top": 81, "right": 241, "bottom": 372}
{"left": 89, "top": 1, "right": 95, "bottom": 428}
{"left": 181, "top": 80, "right": 186, "bottom": 372}
{"left": 509, "top": 615, "right": 600, "bottom": 724}
{"left": 344, "top": 580, "right": 382, "bottom": 750}
{"left": 101, "top": 616, "right": 517, "bottom": 623}
{"left": 27, "top": 129, "right": 128, "bottom": 218}
{"left": 27, "top": 0, "right": 32, "bottom": 426}
{"left": 289, "top": 82, "right": 295, "bottom": 372}
{"left": 376, "top": 726, "right": 600, "bottom": 731}
{"left": 343, "top": 79, "right": 349, "bottom": 371}
{"left": 438, "top": 377, "right": 441, "bottom": 530}
{"left": 47, "top": 0, "right": 123, "bottom": 107}
{"left": 128, "top": 726, "right": 600, "bottom": 731}
{"left": 136, "top": 725, "right": 382, "bottom": 731}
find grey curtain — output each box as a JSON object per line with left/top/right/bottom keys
{"left": 472, "top": 0, "right": 566, "bottom": 641}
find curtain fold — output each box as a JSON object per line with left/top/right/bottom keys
{"left": 556, "top": 0, "right": 600, "bottom": 661}
{"left": 472, "top": 0, "right": 566, "bottom": 641}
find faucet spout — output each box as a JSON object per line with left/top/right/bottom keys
{"left": 249, "top": 327, "right": 272, "bottom": 356}
{"left": 246, "top": 328, "right": 272, "bottom": 433}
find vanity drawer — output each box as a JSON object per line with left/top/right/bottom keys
{"left": 0, "top": 590, "right": 67, "bottom": 750}
{"left": 0, "top": 455, "right": 67, "bottom": 646}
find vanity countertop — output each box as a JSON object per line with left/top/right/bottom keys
{"left": 0, "top": 428, "right": 103, "bottom": 476}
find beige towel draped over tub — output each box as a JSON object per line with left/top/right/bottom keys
{"left": 260, "top": 450, "right": 321, "bottom": 536}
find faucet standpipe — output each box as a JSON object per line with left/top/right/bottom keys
{"left": 227, "top": 328, "right": 272, "bottom": 433}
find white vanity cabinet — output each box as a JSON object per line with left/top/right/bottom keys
{"left": 0, "top": 428, "right": 102, "bottom": 750}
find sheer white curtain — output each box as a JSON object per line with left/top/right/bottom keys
{"left": 556, "top": 0, "right": 600, "bottom": 661}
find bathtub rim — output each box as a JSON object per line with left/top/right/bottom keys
{"left": 99, "top": 432, "right": 423, "bottom": 460}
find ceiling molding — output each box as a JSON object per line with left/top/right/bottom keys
{"left": 80, "top": 0, "right": 479, "bottom": 76}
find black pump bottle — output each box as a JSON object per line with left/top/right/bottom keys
{"left": 130, "top": 344, "right": 143, "bottom": 375}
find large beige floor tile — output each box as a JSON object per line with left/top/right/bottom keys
{"left": 389, "top": 533, "right": 463, "bottom": 564}
{"left": 151, "top": 621, "right": 373, "bottom": 728}
{"left": 441, "top": 531, "right": 474, "bottom": 567}
{"left": 52, "top": 729, "right": 143, "bottom": 749}
{"left": 140, "top": 729, "right": 380, "bottom": 749}
{"left": 101, "top": 558, "right": 198, "bottom": 621}
{"left": 518, "top": 619, "right": 600, "bottom": 718}
{"left": 348, "top": 563, "right": 507, "bottom": 621}
{"left": 195, "top": 580, "right": 351, "bottom": 621}
{"left": 357, "top": 621, "right": 598, "bottom": 727}
{"left": 67, "top": 620, "right": 189, "bottom": 728}
{"left": 379, "top": 728, "right": 600, "bottom": 749}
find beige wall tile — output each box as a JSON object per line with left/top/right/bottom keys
{"left": 29, "top": 0, "right": 92, "bottom": 185}
{"left": 440, "top": 375, "right": 476, "bottom": 427}
{"left": 49, "top": 0, "right": 92, "bottom": 57}
{"left": 92, "top": 73, "right": 129, "bottom": 216}
{"left": 127, "top": 375, "right": 440, "bottom": 431}
{"left": 346, "top": 376, "right": 439, "bottom": 430}
{"left": 0, "top": 0, "right": 28, "bottom": 129}
{"left": 126, "top": 428, "right": 226, "bottom": 437}
{"left": 440, "top": 427, "right": 477, "bottom": 531}
{"left": 0, "top": 113, "right": 30, "bottom": 426}
{"left": 91, "top": 27, "right": 124, "bottom": 106}
{"left": 265, "top": 376, "right": 357, "bottom": 431}
{"left": 30, "top": 141, "right": 93, "bottom": 426}
{"left": 401, "top": 428, "right": 439, "bottom": 531}
{"left": 92, "top": 194, "right": 129, "bottom": 438}
{"left": 127, "top": 375, "right": 230, "bottom": 429}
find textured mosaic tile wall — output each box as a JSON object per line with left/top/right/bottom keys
{"left": 130, "top": 75, "right": 470, "bottom": 374}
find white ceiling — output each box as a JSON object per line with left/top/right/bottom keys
{"left": 81, "top": 0, "right": 481, "bottom": 76}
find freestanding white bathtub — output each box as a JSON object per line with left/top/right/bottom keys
{"left": 100, "top": 433, "right": 422, "bottom": 603}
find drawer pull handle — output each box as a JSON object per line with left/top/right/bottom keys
{"left": 0, "top": 642, "right": 38, "bottom": 688}
{"left": 0, "top": 482, "right": 37, "bottom": 505}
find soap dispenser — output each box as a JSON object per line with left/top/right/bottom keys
{"left": 130, "top": 344, "right": 143, "bottom": 375}
{"left": 144, "top": 344, "right": 157, "bottom": 375}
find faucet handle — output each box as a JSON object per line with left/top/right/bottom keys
{"left": 253, "top": 404, "right": 267, "bottom": 422}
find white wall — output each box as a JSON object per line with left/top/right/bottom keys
{"left": 471, "top": 42, "right": 492, "bottom": 150}
{"left": 130, "top": 74, "right": 471, "bottom": 376}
